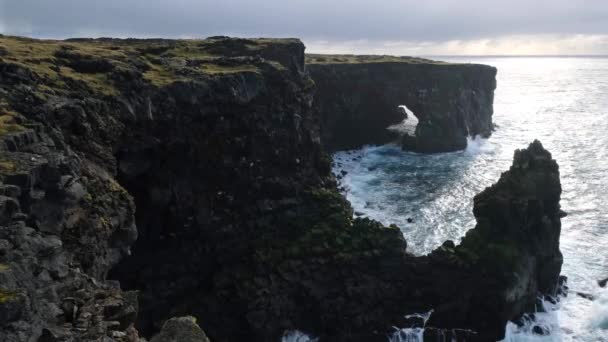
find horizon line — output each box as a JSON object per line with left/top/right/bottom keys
{"left": 420, "top": 54, "right": 608, "bottom": 58}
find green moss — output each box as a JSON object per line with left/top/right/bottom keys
{"left": 1, "top": 35, "right": 296, "bottom": 91}
{"left": 0, "top": 36, "right": 121, "bottom": 96}
{"left": 83, "top": 193, "right": 93, "bottom": 202}
{"left": 252, "top": 187, "right": 405, "bottom": 264}
{"left": 196, "top": 63, "right": 259, "bottom": 75}
{"left": 0, "top": 37, "right": 59, "bottom": 72}
{"left": 161, "top": 43, "right": 214, "bottom": 59}
{"left": 248, "top": 38, "right": 301, "bottom": 46}
{"left": 302, "top": 76, "right": 315, "bottom": 90}
{"left": 59, "top": 66, "right": 118, "bottom": 96}
{"left": 108, "top": 178, "right": 129, "bottom": 195}
{"left": 0, "top": 114, "right": 25, "bottom": 136}
{"left": 0, "top": 160, "right": 16, "bottom": 174}
{"left": 306, "top": 54, "right": 453, "bottom": 65}
{"left": 0, "top": 289, "right": 16, "bottom": 303}
{"left": 455, "top": 227, "right": 524, "bottom": 276}
{"left": 143, "top": 57, "right": 261, "bottom": 87}
{"left": 99, "top": 216, "right": 110, "bottom": 228}
{"left": 0, "top": 264, "right": 8, "bottom": 272}
{"left": 144, "top": 63, "right": 179, "bottom": 87}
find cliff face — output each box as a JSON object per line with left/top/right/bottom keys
{"left": 307, "top": 55, "right": 497, "bottom": 153}
{"left": 0, "top": 35, "right": 561, "bottom": 342}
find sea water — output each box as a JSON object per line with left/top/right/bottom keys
{"left": 331, "top": 56, "right": 608, "bottom": 341}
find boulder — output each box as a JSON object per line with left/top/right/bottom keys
{"left": 150, "top": 316, "right": 210, "bottom": 342}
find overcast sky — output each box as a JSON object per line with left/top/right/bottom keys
{"left": 1, "top": 0, "right": 607, "bottom": 55}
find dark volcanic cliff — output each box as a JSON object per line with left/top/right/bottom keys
{"left": 307, "top": 54, "right": 497, "bottom": 153}
{"left": 0, "top": 35, "right": 561, "bottom": 342}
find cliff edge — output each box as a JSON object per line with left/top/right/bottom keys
{"left": 307, "top": 54, "right": 497, "bottom": 153}
{"left": 0, "top": 35, "right": 560, "bottom": 342}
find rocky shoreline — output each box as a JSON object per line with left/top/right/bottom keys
{"left": 0, "top": 35, "right": 562, "bottom": 342}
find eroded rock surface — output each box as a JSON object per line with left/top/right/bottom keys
{"left": 307, "top": 55, "right": 497, "bottom": 153}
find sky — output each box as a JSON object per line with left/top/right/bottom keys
{"left": 1, "top": 0, "right": 607, "bottom": 56}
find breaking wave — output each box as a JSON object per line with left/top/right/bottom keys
{"left": 331, "top": 57, "right": 608, "bottom": 341}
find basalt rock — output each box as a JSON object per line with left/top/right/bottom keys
{"left": 307, "top": 55, "right": 497, "bottom": 153}
{"left": 0, "top": 135, "right": 139, "bottom": 341}
{"left": 419, "top": 140, "right": 564, "bottom": 340}
{"left": 0, "top": 35, "right": 561, "bottom": 342}
{"left": 150, "top": 316, "right": 210, "bottom": 342}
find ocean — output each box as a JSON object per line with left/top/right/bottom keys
{"left": 331, "top": 56, "right": 608, "bottom": 341}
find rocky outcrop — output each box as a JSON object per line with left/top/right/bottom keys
{"left": 307, "top": 55, "right": 497, "bottom": 153}
{"left": 150, "top": 317, "right": 210, "bottom": 342}
{"left": 0, "top": 126, "right": 140, "bottom": 341}
{"left": 421, "top": 139, "right": 564, "bottom": 340}
{"left": 0, "top": 35, "right": 561, "bottom": 342}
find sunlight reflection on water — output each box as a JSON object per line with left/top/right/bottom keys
{"left": 333, "top": 57, "right": 608, "bottom": 341}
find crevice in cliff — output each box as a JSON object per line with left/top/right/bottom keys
{"left": 107, "top": 146, "right": 221, "bottom": 338}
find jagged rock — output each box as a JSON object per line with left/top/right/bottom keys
{"left": 150, "top": 316, "right": 210, "bottom": 342}
{"left": 423, "top": 140, "right": 563, "bottom": 340}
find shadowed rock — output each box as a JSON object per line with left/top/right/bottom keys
{"left": 422, "top": 140, "right": 564, "bottom": 340}
{"left": 307, "top": 56, "right": 496, "bottom": 153}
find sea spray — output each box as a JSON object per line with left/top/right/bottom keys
{"left": 387, "top": 105, "right": 419, "bottom": 137}
{"left": 465, "top": 135, "right": 495, "bottom": 155}
{"left": 331, "top": 137, "right": 496, "bottom": 255}
{"left": 501, "top": 297, "right": 562, "bottom": 342}
{"left": 588, "top": 288, "right": 608, "bottom": 330}
{"left": 389, "top": 310, "right": 434, "bottom": 342}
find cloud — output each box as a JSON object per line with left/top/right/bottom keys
{"left": 1, "top": 0, "right": 607, "bottom": 55}
{"left": 305, "top": 34, "right": 608, "bottom": 56}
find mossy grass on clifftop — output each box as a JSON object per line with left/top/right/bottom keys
{"left": 0, "top": 35, "right": 303, "bottom": 91}
{"left": 0, "top": 36, "right": 125, "bottom": 95}
{"left": 306, "top": 53, "right": 452, "bottom": 65}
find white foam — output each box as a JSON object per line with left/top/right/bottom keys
{"left": 388, "top": 105, "right": 420, "bottom": 137}
{"left": 389, "top": 328, "right": 425, "bottom": 342}
{"left": 465, "top": 135, "right": 495, "bottom": 155}
{"left": 281, "top": 330, "right": 317, "bottom": 342}
{"left": 501, "top": 282, "right": 608, "bottom": 341}
{"left": 501, "top": 297, "right": 562, "bottom": 342}
{"left": 389, "top": 310, "right": 434, "bottom": 342}
{"left": 329, "top": 57, "right": 608, "bottom": 342}
{"left": 587, "top": 288, "right": 608, "bottom": 330}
